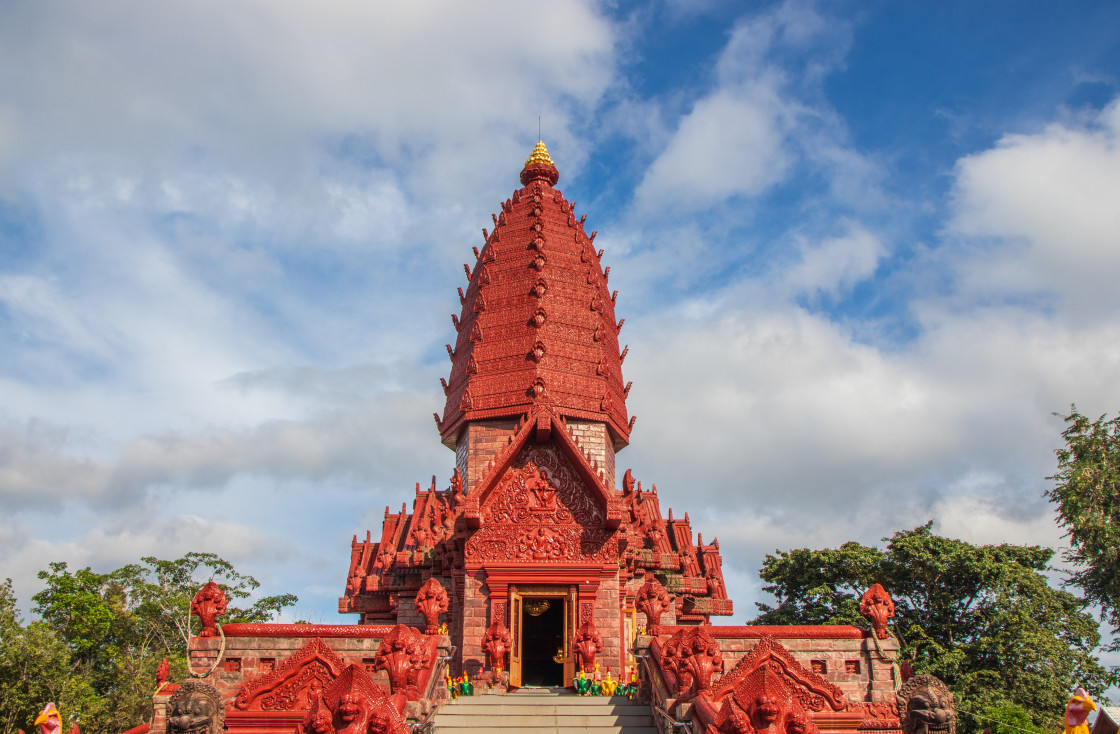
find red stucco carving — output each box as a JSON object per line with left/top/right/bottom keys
{"left": 637, "top": 573, "right": 672, "bottom": 635}
{"left": 464, "top": 444, "right": 616, "bottom": 564}
{"left": 234, "top": 637, "right": 346, "bottom": 711}
{"left": 712, "top": 636, "right": 847, "bottom": 715}
{"left": 372, "top": 624, "right": 431, "bottom": 701}
{"left": 414, "top": 578, "right": 449, "bottom": 635}
{"left": 480, "top": 619, "right": 512, "bottom": 671}
{"left": 861, "top": 583, "right": 895, "bottom": 640}
{"left": 190, "top": 581, "right": 227, "bottom": 638}
{"left": 664, "top": 626, "right": 724, "bottom": 711}
{"left": 299, "top": 664, "right": 407, "bottom": 734}
{"left": 573, "top": 618, "right": 603, "bottom": 672}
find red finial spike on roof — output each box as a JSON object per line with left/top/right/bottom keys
{"left": 451, "top": 314, "right": 460, "bottom": 331}
{"left": 446, "top": 344, "right": 455, "bottom": 360}
{"left": 590, "top": 230, "right": 597, "bottom": 242}
{"left": 353, "top": 533, "right": 357, "bottom": 543}
{"left": 629, "top": 416, "right": 637, "bottom": 430}
{"left": 580, "top": 214, "right": 587, "bottom": 224}
{"left": 612, "top": 290, "right": 618, "bottom": 303}
{"left": 385, "top": 506, "right": 390, "bottom": 518}
{"left": 464, "top": 263, "right": 472, "bottom": 279}
{"left": 616, "top": 318, "right": 624, "bottom": 334}
{"left": 620, "top": 346, "right": 629, "bottom": 363}
{"left": 598, "top": 249, "right": 604, "bottom": 258}
{"left": 652, "top": 483, "right": 657, "bottom": 494}
{"left": 458, "top": 287, "right": 465, "bottom": 305}
{"left": 473, "top": 246, "right": 480, "bottom": 258}
{"left": 433, "top": 412, "right": 441, "bottom": 426}
{"left": 415, "top": 482, "right": 420, "bottom": 495}
{"left": 624, "top": 381, "right": 632, "bottom": 397}
{"left": 440, "top": 378, "right": 449, "bottom": 395}
{"left": 668, "top": 508, "right": 673, "bottom": 520}
{"left": 604, "top": 266, "right": 610, "bottom": 281}
{"left": 685, "top": 512, "right": 690, "bottom": 523}
{"left": 697, "top": 532, "right": 703, "bottom": 545}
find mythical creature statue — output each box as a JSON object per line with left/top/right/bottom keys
{"left": 23, "top": 703, "right": 79, "bottom": 734}
{"left": 1064, "top": 688, "right": 1096, "bottom": 734}
{"left": 300, "top": 664, "right": 407, "bottom": 734}
{"left": 636, "top": 573, "right": 672, "bottom": 635}
{"left": 573, "top": 619, "right": 603, "bottom": 672}
{"left": 481, "top": 619, "right": 512, "bottom": 672}
{"left": 860, "top": 583, "right": 895, "bottom": 640}
{"left": 166, "top": 681, "right": 224, "bottom": 734}
{"left": 414, "top": 578, "right": 449, "bottom": 635}
{"left": 189, "top": 581, "right": 228, "bottom": 638}
{"left": 372, "top": 624, "right": 431, "bottom": 700}
{"left": 895, "top": 675, "right": 955, "bottom": 734}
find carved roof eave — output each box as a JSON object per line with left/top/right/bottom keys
{"left": 439, "top": 403, "right": 631, "bottom": 451}
{"left": 460, "top": 407, "right": 622, "bottom": 531}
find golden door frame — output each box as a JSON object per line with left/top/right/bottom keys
{"left": 509, "top": 585, "right": 577, "bottom": 688}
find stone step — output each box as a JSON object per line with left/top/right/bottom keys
{"left": 437, "top": 713, "right": 654, "bottom": 727}
{"left": 435, "top": 729, "right": 658, "bottom": 734}
{"left": 432, "top": 689, "right": 656, "bottom": 734}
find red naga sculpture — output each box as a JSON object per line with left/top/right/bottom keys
{"left": 300, "top": 664, "right": 407, "bottom": 734}
{"left": 414, "top": 578, "right": 449, "bottom": 635}
{"left": 190, "top": 581, "right": 228, "bottom": 638}
{"left": 371, "top": 625, "right": 430, "bottom": 700}
{"left": 481, "top": 619, "right": 512, "bottom": 672}
{"left": 860, "top": 583, "right": 895, "bottom": 640}
{"left": 636, "top": 572, "right": 672, "bottom": 635}
{"left": 573, "top": 619, "right": 603, "bottom": 672}
{"left": 665, "top": 626, "right": 724, "bottom": 711}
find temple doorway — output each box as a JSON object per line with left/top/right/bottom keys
{"left": 520, "top": 597, "right": 565, "bottom": 686}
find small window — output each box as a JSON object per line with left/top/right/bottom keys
{"left": 844, "top": 660, "right": 860, "bottom": 674}
{"left": 224, "top": 658, "right": 241, "bottom": 673}
{"left": 810, "top": 660, "right": 827, "bottom": 674}
{"left": 260, "top": 658, "right": 275, "bottom": 674}
{"left": 363, "top": 658, "right": 378, "bottom": 673}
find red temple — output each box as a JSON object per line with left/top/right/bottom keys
{"left": 152, "top": 143, "right": 954, "bottom": 734}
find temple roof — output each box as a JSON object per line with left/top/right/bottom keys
{"left": 438, "top": 142, "right": 631, "bottom": 448}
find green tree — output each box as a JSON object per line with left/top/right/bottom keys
{"left": 754, "top": 524, "right": 1111, "bottom": 732}
{"left": 1048, "top": 406, "right": 1120, "bottom": 649}
{"left": 1, "top": 553, "right": 299, "bottom": 734}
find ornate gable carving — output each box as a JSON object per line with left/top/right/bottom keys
{"left": 234, "top": 637, "right": 346, "bottom": 711}
{"left": 714, "top": 636, "right": 847, "bottom": 713}
{"left": 465, "top": 443, "right": 615, "bottom": 564}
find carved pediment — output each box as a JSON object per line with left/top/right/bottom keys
{"left": 465, "top": 444, "right": 616, "bottom": 564}
{"left": 714, "top": 636, "right": 847, "bottom": 713}
{"left": 299, "top": 663, "right": 408, "bottom": 734}
{"left": 234, "top": 637, "right": 346, "bottom": 711}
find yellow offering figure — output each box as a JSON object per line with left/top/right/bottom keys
{"left": 1064, "top": 688, "right": 1096, "bottom": 734}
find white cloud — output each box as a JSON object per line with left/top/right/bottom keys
{"left": 949, "top": 100, "right": 1120, "bottom": 318}
{"left": 780, "top": 222, "right": 886, "bottom": 298}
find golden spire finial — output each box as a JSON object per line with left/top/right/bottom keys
{"left": 524, "top": 140, "right": 554, "bottom": 168}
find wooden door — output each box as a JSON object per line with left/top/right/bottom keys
{"left": 563, "top": 593, "right": 575, "bottom": 686}
{"left": 509, "top": 592, "right": 522, "bottom": 687}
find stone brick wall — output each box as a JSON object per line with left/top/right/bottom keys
{"left": 459, "top": 571, "right": 489, "bottom": 678}
{"left": 591, "top": 573, "right": 622, "bottom": 674}
{"left": 188, "top": 634, "right": 389, "bottom": 704}
{"left": 456, "top": 419, "right": 519, "bottom": 492}
{"left": 566, "top": 420, "right": 616, "bottom": 488}
{"left": 713, "top": 635, "right": 898, "bottom": 703}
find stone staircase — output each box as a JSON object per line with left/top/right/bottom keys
{"left": 431, "top": 688, "right": 658, "bottom": 734}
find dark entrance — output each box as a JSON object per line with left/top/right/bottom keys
{"left": 520, "top": 597, "right": 565, "bottom": 686}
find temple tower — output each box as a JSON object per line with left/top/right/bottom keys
{"left": 437, "top": 141, "right": 632, "bottom": 494}
{"left": 341, "top": 143, "right": 731, "bottom": 688}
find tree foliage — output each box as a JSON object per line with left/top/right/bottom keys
{"left": 753, "top": 524, "right": 1111, "bottom": 732}
{"left": 1048, "top": 406, "right": 1120, "bottom": 649}
{"left": 1, "top": 553, "right": 297, "bottom": 734}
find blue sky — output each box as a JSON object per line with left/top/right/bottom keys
{"left": 2, "top": 0, "right": 1120, "bottom": 663}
